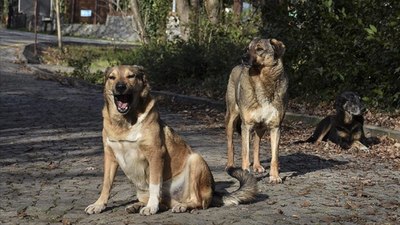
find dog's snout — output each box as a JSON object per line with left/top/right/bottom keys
{"left": 360, "top": 104, "right": 366, "bottom": 113}
{"left": 116, "top": 82, "right": 127, "bottom": 94}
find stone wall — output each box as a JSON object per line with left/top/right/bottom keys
{"left": 62, "top": 15, "right": 140, "bottom": 42}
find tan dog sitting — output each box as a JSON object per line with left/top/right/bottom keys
{"left": 85, "top": 65, "right": 257, "bottom": 216}
{"left": 225, "top": 38, "right": 288, "bottom": 183}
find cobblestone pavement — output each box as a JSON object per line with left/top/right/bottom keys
{"left": 1, "top": 30, "right": 399, "bottom": 225}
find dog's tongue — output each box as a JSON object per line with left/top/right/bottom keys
{"left": 117, "top": 101, "right": 128, "bottom": 110}
{"left": 117, "top": 95, "right": 129, "bottom": 110}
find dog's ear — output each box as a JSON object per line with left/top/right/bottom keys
{"left": 241, "top": 46, "right": 251, "bottom": 67}
{"left": 104, "top": 67, "right": 114, "bottom": 84}
{"left": 131, "top": 65, "right": 148, "bottom": 84}
{"left": 335, "top": 92, "right": 347, "bottom": 112}
{"left": 131, "top": 65, "right": 150, "bottom": 98}
{"left": 270, "top": 39, "right": 285, "bottom": 59}
{"left": 242, "top": 37, "right": 261, "bottom": 67}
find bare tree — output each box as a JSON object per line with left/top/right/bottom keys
{"left": 55, "top": 0, "right": 62, "bottom": 49}
{"left": 190, "top": 0, "right": 200, "bottom": 39}
{"left": 176, "top": 0, "right": 190, "bottom": 40}
{"left": 130, "top": 0, "right": 148, "bottom": 43}
{"left": 233, "top": 0, "right": 242, "bottom": 21}
{"left": 204, "top": 0, "right": 221, "bottom": 24}
{"left": 34, "top": 0, "right": 38, "bottom": 55}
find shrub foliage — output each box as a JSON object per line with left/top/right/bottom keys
{"left": 265, "top": 0, "right": 399, "bottom": 109}
{"left": 67, "top": 0, "right": 399, "bottom": 110}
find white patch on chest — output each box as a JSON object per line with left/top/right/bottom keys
{"left": 106, "top": 114, "right": 149, "bottom": 190}
{"left": 250, "top": 101, "right": 279, "bottom": 124}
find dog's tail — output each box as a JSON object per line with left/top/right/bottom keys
{"left": 293, "top": 135, "right": 317, "bottom": 144}
{"left": 211, "top": 168, "right": 258, "bottom": 207}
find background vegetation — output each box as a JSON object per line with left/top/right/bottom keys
{"left": 46, "top": 0, "right": 399, "bottom": 111}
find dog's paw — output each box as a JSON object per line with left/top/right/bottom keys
{"left": 171, "top": 203, "right": 188, "bottom": 213}
{"left": 85, "top": 203, "right": 106, "bottom": 214}
{"left": 253, "top": 165, "right": 265, "bottom": 174}
{"left": 269, "top": 175, "right": 282, "bottom": 184}
{"left": 125, "top": 202, "right": 145, "bottom": 214}
{"left": 139, "top": 205, "right": 159, "bottom": 216}
{"left": 225, "top": 164, "right": 234, "bottom": 171}
{"left": 358, "top": 145, "right": 370, "bottom": 152}
{"left": 241, "top": 163, "right": 251, "bottom": 173}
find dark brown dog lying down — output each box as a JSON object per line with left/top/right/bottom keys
{"left": 296, "top": 91, "right": 370, "bottom": 151}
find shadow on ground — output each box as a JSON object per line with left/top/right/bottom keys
{"left": 259, "top": 152, "right": 349, "bottom": 181}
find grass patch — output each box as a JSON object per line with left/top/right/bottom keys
{"left": 37, "top": 43, "right": 134, "bottom": 84}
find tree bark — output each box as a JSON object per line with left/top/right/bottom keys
{"left": 190, "top": 0, "right": 200, "bottom": 40}
{"left": 233, "top": 0, "right": 242, "bottom": 21}
{"left": 130, "top": 0, "right": 148, "bottom": 43}
{"left": 34, "top": 0, "right": 38, "bottom": 55}
{"left": 55, "top": 0, "right": 63, "bottom": 49}
{"left": 176, "top": 0, "right": 190, "bottom": 41}
{"left": 204, "top": 0, "right": 220, "bottom": 24}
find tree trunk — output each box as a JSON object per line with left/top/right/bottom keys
{"left": 34, "top": 0, "right": 38, "bottom": 56}
{"left": 204, "top": 0, "right": 220, "bottom": 24}
{"left": 176, "top": 0, "right": 190, "bottom": 41}
{"left": 190, "top": 0, "right": 200, "bottom": 40}
{"left": 130, "top": 0, "right": 148, "bottom": 44}
{"left": 233, "top": 0, "right": 242, "bottom": 21}
{"left": 55, "top": 0, "right": 62, "bottom": 49}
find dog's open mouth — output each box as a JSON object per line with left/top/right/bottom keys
{"left": 114, "top": 94, "right": 133, "bottom": 114}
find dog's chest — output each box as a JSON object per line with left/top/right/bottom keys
{"left": 106, "top": 128, "right": 149, "bottom": 190}
{"left": 250, "top": 101, "right": 279, "bottom": 124}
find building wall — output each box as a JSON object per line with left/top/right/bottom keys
{"left": 19, "top": 0, "right": 51, "bottom": 17}
{"left": 68, "top": 0, "right": 108, "bottom": 24}
{"left": 62, "top": 15, "right": 139, "bottom": 42}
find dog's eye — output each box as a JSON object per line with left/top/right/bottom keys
{"left": 256, "top": 47, "right": 264, "bottom": 54}
{"left": 108, "top": 76, "right": 116, "bottom": 80}
{"left": 127, "top": 74, "right": 136, "bottom": 79}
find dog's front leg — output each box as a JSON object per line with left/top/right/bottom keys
{"left": 253, "top": 128, "right": 266, "bottom": 173}
{"left": 269, "top": 127, "right": 282, "bottom": 183}
{"left": 351, "top": 140, "right": 369, "bottom": 152}
{"left": 241, "top": 123, "right": 252, "bottom": 172}
{"left": 140, "top": 148, "right": 164, "bottom": 216}
{"left": 85, "top": 147, "right": 118, "bottom": 214}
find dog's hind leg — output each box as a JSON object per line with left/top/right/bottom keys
{"left": 241, "top": 123, "right": 252, "bottom": 172}
{"left": 269, "top": 127, "right": 282, "bottom": 183}
{"left": 310, "top": 116, "right": 333, "bottom": 143}
{"left": 172, "top": 154, "right": 213, "bottom": 213}
{"left": 125, "top": 201, "right": 146, "bottom": 214}
{"left": 225, "top": 111, "right": 239, "bottom": 169}
{"left": 253, "top": 128, "right": 266, "bottom": 173}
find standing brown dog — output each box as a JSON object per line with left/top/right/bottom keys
{"left": 225, "top": 38, "right": 288, "bottom": 183}
{"left": 85, "top": 65, "right": 257, "bottom": 216}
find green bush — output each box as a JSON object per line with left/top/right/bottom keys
{"left": 63, "top": 0, "right": 399, "bottom": 111}
{"left": 264, "top": 0, "right": 400, "bottom": 109}
{"left": 116, "top": 11, "right": 260, "bottom": 99}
